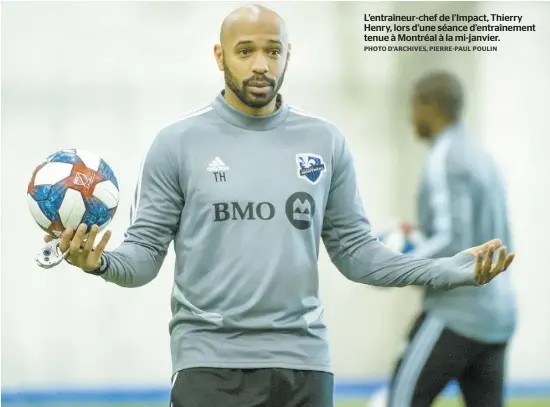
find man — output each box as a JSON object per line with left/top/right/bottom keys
{"left": 382, "top": 72, "right": 517, "bottom": 407}
{"left": 46, "top": 7, "right": 514, "bottom": 407}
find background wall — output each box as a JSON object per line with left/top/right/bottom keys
{"left": 2, "top": 0, "right": 549, "bottom": 400}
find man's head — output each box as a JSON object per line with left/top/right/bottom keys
{"left": 214, "top": 5, "right": 290, "bottom": 115}
{"left": 411, "top": 71, "right": 464, "bottom": 140}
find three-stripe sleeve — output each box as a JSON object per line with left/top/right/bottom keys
{"left": 100, "top": 129, "right": 184, "bottom": 287}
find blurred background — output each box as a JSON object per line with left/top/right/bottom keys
{"left": 2, "top": 1, "right": 549, "bottom": 406}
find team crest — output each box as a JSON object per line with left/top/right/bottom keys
{"left": 296, "top": 153, "right": 326, "bottom": 185}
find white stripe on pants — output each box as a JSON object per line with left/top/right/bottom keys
{"left": 170, "top": 371, "right": 179, "bottom": 407}
{"left": 389, "top": 315, "right": 445, "bottom": 407}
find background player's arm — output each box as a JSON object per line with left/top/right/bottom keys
{"left": 321, "top": 132, "right": 477, "bottom": 290}
{"left": 409, "top": 157, "right": 472, "bottom": 259}
{"left": 99, "top": 130, "right": 184, "bottom": 287}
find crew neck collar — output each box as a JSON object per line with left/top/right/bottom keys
{"left": 431, "top": 121, "right": 465, "bottom": 146}
{"left": 211, "top": 90, "right": 289, "bottom": 131}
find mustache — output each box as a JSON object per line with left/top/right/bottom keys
{"left": 244, "top": 76, "right": 276, "bottom": 87}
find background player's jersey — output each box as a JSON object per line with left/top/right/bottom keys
{"left": 101, "top": 93, "right": 482, "bottom": 375}
{"left": 414, "top": 123, "right": 517, "bottom": 343}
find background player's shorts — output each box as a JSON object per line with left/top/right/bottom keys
{"left": 170, "top": 367, "right": 334, "bottom": 407}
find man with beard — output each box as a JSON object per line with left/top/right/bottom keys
{"left": 47, "top": 6, "right": 515, "bottom": 407}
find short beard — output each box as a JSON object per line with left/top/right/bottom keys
{"left": 223, "top": 59, "right": 287, "bottom": 109}
{"left": 416, "top": 122, "right": 433, "bottom": 140}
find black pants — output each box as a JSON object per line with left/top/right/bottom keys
{"left": 170, "top": 367, "right": 334, "bottom": 407}
{"left": 388, "top": 313, "right": 507, "bottom": 407}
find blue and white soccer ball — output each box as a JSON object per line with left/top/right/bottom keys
{"left": 27, "top": 149, "right": 120, "bottom": 237}
{"left": 378, "top": 222, "right": 424, "bottom": 254}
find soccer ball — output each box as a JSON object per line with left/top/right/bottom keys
{"left": 27, "top": 149, "right": 119, "bottom": 237}
{"left": 378, "top": 223, "right": 424, "bottom": 254}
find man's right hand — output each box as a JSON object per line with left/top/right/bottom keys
{"left": 44, "top": 224, "right": 111, "bottom": 272}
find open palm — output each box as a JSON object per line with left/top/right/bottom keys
{"left": 464, "top": 238, "right": 515, "bottom": 284}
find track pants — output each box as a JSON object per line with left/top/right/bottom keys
{"left": 388, "top": 313, "right": 507, "bottom": 407}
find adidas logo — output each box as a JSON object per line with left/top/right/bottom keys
{"left": 207, "top": 157, "right": 229, "bottom": 172}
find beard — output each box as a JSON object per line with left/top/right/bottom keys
{"left": 223, "top": 59, "right": 287, "bottom": 109}
{"left": 415, "top": 121, "right": 432, "bottom": 140}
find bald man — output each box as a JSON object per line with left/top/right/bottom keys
{"left": 49, "top": 6, "right": 514, "bottom": 407}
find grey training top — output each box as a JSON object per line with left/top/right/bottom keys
{"left": 412, "top": 123, "right": 517, "bottom": 343}
{"left": 100, "top": 92, "right": 480, "bottom": 375}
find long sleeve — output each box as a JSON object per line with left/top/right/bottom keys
{"left": 321, "top": 133, "right": 478, "bottom": 290}
{"left": 410, "top": 144, "right": 473, "bottom": 259}
{"left": 100, "top": 130, "right": 184, "bottom": 287}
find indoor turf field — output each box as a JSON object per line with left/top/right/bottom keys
{"left": 5, "top": 400, "right": 549, "bottom": 407}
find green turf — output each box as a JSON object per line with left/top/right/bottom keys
{"left": 341, "top": 400, "right": 550, "bottom": 407}
{"left": 10, "top": 400, "right": 549, "bottom": 407}
{"left": 430, "top": 401, "right": 549, "bottom": 407}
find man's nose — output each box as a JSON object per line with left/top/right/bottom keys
{"left": 251, "top": 54, "right": 269, "bottom": 74}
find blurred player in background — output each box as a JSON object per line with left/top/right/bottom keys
{"left": 46, "top": 7, "right": 514, "bottom": 407}
{"left": 375, "top": 72, "right": 517, "bottom": 407}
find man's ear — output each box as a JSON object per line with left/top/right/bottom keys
{"left": 214, "top": 44, "right": 224, "bottom": 71}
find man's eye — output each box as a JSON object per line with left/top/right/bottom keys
{"left": 239, "top": 49, "right": 250, "bottom": 56}
{"left": 270, "top": 50, "right": 281, "bottom": 56}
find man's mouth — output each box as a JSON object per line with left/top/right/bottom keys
{"left": 247, "top": 83, "right": 272, "bottom": 94}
